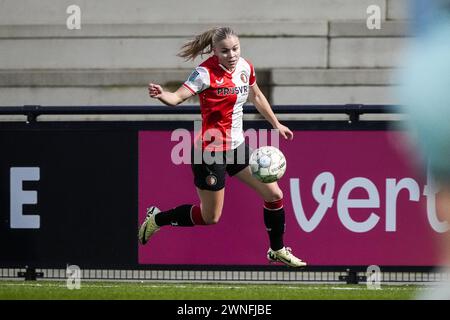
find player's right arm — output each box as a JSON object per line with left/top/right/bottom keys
{"left": 148, "top": 83, "right": 193, "bottom": 106}
{"left": 148, "top": 67, "right": 208, "bottom": 106}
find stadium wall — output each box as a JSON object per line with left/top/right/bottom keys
{"left": 0, "top": 0, "right": 408, "bottom": 106}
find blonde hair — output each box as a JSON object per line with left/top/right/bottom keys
{"left": 177, "top": 27, "right": 238, "bottom": 61}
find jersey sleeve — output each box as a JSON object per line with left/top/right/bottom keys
{"left": 248, "top": 61, "right": 256, "bottom": 87}
{"left": 183, "top": 67, "right": 210, "bottom": 94}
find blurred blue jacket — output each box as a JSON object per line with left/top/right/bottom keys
{"left": 399, "top": 14, "right": 450, "bottom": 183}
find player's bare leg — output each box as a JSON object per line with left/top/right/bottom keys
{"left": 234, "top": 167, "right": 307, "bottom": 267}
{"left": 196, "top": 187, "right": 225, "bottom": 225}
{"left": 234, "top": 166, "right": 283, "bottom": 202}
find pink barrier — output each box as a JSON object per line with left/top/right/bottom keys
{"left": 139, "top": 130, "right": 445, "bottom": 266}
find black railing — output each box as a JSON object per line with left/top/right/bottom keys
{"left": 0, "top": 104, "right": 403, "bottom": 124}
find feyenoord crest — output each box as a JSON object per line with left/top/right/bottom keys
{"left": 206, "top": 174, "right": 217, "bottom": 186}
{"left": 240, "top": 72, "right": 248, "bottom": 83}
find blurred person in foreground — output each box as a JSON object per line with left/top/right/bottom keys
{"left": 399, "top": 0, "right": 450, "bottom": 300}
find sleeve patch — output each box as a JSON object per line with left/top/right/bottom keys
{"left": 184, "top": 67, "right": 209, "bottom": 94}
{"left": 188, "top": 70, "right": 200, "bottom": 82}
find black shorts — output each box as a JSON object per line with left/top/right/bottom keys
{"left": 191, "top": 142, "right": 252, "bottom": 191}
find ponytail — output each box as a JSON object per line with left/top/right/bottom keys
{"left": 177, "top": 27, "right": 238, "bottom": 61}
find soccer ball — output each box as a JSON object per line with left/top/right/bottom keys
{"left": 249, "top": 146, "right": 287, "bottom": 183}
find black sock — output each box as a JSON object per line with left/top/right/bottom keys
{"left": 264, "top": 208, "right": 285, "bottom": 251}
{"left": 154, "top": 204, "right": 195, "bottom": 227}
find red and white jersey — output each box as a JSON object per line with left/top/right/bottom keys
{"left": 183, "top": 55, "right": 256, "bottom": 151}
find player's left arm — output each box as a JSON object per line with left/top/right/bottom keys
{"left": 249, "top": 83, "right": 294, "bottom": 140}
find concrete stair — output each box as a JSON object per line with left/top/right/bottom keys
{"left": 0, "top": 0, "right": 409, "bottom": 106}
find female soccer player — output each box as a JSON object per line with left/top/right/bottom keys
{"left": 139, "top": 27, "right": 306, "bottom": 267}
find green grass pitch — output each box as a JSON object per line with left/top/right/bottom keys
{"left": 0, "top": 280, "right": 421, "bottom": 300}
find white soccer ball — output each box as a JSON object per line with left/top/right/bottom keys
{"left": 249, "top": 146, "right": 287, "bottom": 183}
